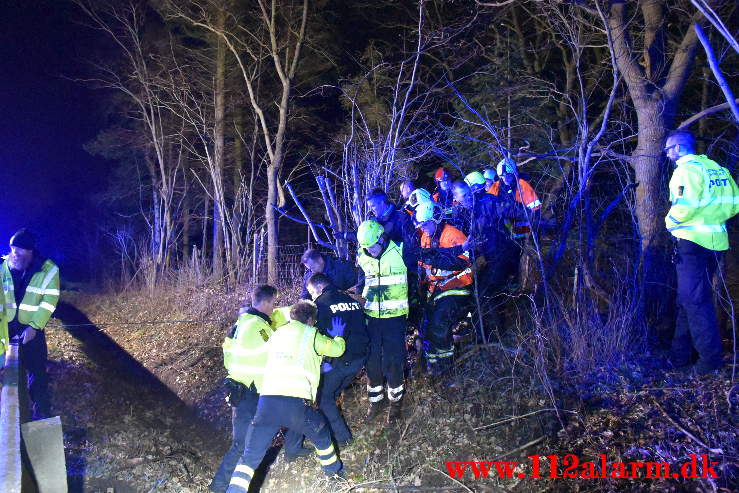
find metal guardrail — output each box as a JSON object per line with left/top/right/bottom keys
{"left": 0, "top": 343, "right": 23, "bottom": 493}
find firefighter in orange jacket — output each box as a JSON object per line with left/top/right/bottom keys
{"left": 414, "top": 201, "right": 473, "bottom": 376}
{"left": 488, "top": 158, "right": 542, "bottom": 238}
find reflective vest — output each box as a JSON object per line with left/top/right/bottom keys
{"left": 357, "top": 241, "right": 409, "bottom": 318}
{"left": 0, "top": 257, "right": 60, "bottom": 331}
{"left": 666, "top": 154, "right": 739, "bottom": 251}
{"left": 0, "top": 288, "right": 7, "bottom": 356}
{"left": 260, "top": 320, "right": 345, "bottom": 402}
{"left": 223, "top": 312, "right": 275, "bottom": 392}
{"left": 271, "top": 305, "right": 292, "bottom": 329}
{"left": 420, "top": 224, "right": 473, "bottom": 299}
{"left": 489, "top": 179, "right": 541, "bottom": 237}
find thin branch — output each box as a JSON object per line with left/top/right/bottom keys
{"left": 694, "top": 24, "right": 739, "bottom": 123}
{"left": 678, "top": 98, "right": 739, "bottom": 128}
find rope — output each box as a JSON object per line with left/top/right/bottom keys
{"left": 45, "top": 318, "right": 228, "bottom": 329}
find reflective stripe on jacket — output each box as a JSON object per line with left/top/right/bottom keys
{"left": 357, "top": 241, "right": 409, "bottom": 318}
{"left": 1, "top": 257, "right": 60, "bottom": 330}
{"left": 223, "top": 311, "right": 276, "bottom": 393}
{"left": 260, "top": 320, "right": 345, "bottom": 402}
{"left": 489, "top": 178, "right": 541, "bottom": 237}
{"left": 0, "top": 288, "right": 6, "bottom": 356}
{"left": 419, "top": 224, "right": 473, "bottom": 296}
{"left": 665, "top": 154, "right": 739, "bottom": 251}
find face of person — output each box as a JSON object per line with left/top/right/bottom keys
{"left": 400, "top": 183, "right": 414, "bottom": 201}
{"left": 502, "top": 173, "right": 515, "bottom": 186}
{"left": 663, "top": 137, "right": 683, "bottom": 162}
{"left": 8, "top": 245, "right": 33, "bottom": 271}
{"left": 453, "top": 186, "right": 472, "bottom": 209}
{"left": 367, "top": 196, "right": 390, "bottom": 219}
{"left": 485, "top": 179, "right": 495, "bottom": 191}
{"left": 304, "top": 256, "right": 325, "bottom": 274}
{"left": 420, "top": 220, "right": 437, "bottom": 237}
{"left": 438, "top": 177, "right": 452, "bottom": 191}
{"left": 255, "top": 295, "right": 276, "bottom": 316}
{"left": 366, "top": 242, "right": 384, "bottom": 258}
{"left": 307, "top": 283, "right": 322, "bottom": 300}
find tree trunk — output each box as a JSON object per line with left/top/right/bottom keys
{"left": 266, "top": 163, "right": 279, "bottom": 284}
{"left": 212, "top": 5, "right": 226, "bottom": 280}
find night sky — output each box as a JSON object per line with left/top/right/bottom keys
{"left": 0, "top": 0, "right": 107, "bottom": 277}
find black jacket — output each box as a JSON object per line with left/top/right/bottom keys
{"left": 315, "top": 286, "right": 368, "bottom": 365}
{"left": 301, "top": 254, "right": 359, "bottom": 299}
{"left": 337, "top": 204, "right": 415, "bottom": 248}
{"left": 452, "top": 192, "right": 522, "bottom": 258}
{"left": 374, "top": 206, "right": 414, "bottom": 247}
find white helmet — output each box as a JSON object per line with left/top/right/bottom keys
{"left": 407, "top": 188, "right": 432, "bottom": 208}
{"left": 414, "top": 200, "right": 440, "bottom": 224}
{"left": 496, "top": 158, "right": 517, "bottom": 176}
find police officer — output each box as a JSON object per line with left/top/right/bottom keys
{"left": 210, "top": 285, "right": 279, "bottom": 492}
{"left": 226, "top": 301, "right": 347, "bottom": 492}
{"left": 285, "top": 273, "right": 368, "bottom": 454}
{"left": 1, "top": 229, "right": 60, "bottom": 419}
{"left": 664, "top": 130, "right": 739, "bottom": 375}
{"left": 356, "top": 219, "right": 414, "bottom": 423}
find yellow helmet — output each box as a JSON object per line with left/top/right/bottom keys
{"left": 357, "top": 220, "right": 384, "bottom": 248}
{"left": 464, "top": 171, "right": 486, "bottom": 188}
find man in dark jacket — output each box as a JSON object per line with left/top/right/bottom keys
{"left": 452, "top": 180, "right": 524, "bottom": 340}
{"left": 285, "top": 273, "right": 368, "bottom": 454}
{"left": 300, "top": 249, "right": 358, "bottom": 299}
{"left": 365, "top": 188, "right": 415, "bottom": 246}
{"left": 334, "top": 188, "right": 416, "bottom": 248}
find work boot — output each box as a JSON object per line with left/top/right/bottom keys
{"left": 366, "top": 399, "right": 387, "bottom": 420}
{"left": 387, "top": 401, "right": 402, "bottom": 424}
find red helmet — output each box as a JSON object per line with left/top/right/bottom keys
{"left": 434, "top": 167, "right": 449, "bottom": 182}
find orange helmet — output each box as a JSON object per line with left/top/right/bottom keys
{"left": 434, "top": 167, "right": 450, "bottom": 182}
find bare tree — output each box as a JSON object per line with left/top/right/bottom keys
{"left": 76, "top": 0, "right": 186, "bottom": 272}
{"left": 166, "top": 0, "right": 309, "bottom": 284}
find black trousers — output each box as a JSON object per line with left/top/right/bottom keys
{"left": 422, "top": 293, "right": 469, "bottom": 373}
{"left": 10, "top": 324, "right": 51, "bottom": 418}
{"left": 472, "top": 255, "right": 517, "bottom": 340}
{"left": 366, "top": 316, "right": 407, "bottom": 401}
{"left": 671, "top": 239, "right": 723, "bottom": 372}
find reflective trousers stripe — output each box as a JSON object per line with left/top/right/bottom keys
{"left": 388, "top": 384, "right": 404, "bottom": 402}
{"left": 228, "top": 476, "right": 250, "bottom": 491}
{"left": 234, "top": 464, "right": 254, "bottom": 477}
{"left": 320, "top": 454, "right": 338, "bottom": 466}
{"left": 316, "top": 444, "right": 335, "bottom": 456}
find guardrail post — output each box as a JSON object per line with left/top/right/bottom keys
{"left": 0, "top": 343, "right": 23, "bottom": 493}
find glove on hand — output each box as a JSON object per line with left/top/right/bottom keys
{"left": 327, "top": 316, "right": 346, "bottom": 338}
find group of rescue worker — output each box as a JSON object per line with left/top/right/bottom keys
{"left": 211, "top": 133, "right": 738, "bottom": 490}
{"left": 0, "top": 129, "right": 735, "bottom": 492}
{"left": 210, "top": 158, "right": 544, "bottom": 492}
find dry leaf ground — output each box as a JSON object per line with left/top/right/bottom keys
{"left": 42, "top": 283, "right": 738, "bottom": 493}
